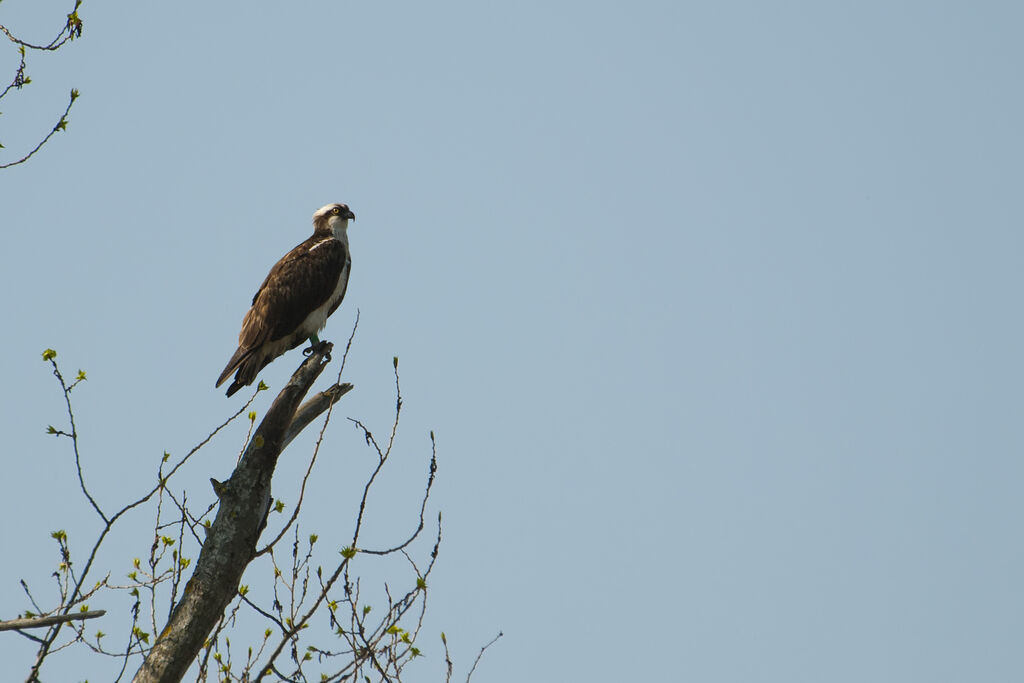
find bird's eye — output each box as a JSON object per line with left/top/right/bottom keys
{"left": 331, "top": 207, "right": 340, "bottom": 215}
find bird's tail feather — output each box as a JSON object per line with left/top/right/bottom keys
{"left": 216, "top": 346, "right": 252, "bottom": 389}
{"left": 218, "top": 347, "right": 273, "bottom": 397}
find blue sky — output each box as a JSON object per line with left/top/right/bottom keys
{"left": 2, "top": 1, "right": 1023, "bottom": 681}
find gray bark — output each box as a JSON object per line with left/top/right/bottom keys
{"left": 282, "top": 382, "right": 353, "bottom": 451}
{"left": 133, "top": 344, "right": 346, "bottom": 683}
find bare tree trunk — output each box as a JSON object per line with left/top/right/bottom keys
{"left": 133, "top": 344, "right": 345, "bottom": 683}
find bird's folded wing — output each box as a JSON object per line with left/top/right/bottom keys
{"left": 239, "top": 239, "right": 349, "bottom": 349}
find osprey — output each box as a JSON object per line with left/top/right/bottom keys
{"left": 216, "top": 203, "right": 355, "bottom": 397}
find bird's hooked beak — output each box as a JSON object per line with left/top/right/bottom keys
{"left": 344, "top": 208, "right": 356, "bottom": 221}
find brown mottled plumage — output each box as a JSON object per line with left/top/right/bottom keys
{"left": 216, "top": 203, "right": 354, "bottom": 396}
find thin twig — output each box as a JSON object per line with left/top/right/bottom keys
{"left": 0, "top": 610, "right": 105, "bottom": 632}
{"left": 48, "top": 358, "right": 105, "bottom": 521}
{"left": 0, "top": 0, "right": 82, "bottom": 52}
{"left": 361, "top": 439, "right": 437, "bottom": 556}
{"left": 0, "top": 90, "right": 79, "bottom": 169}
{"left": 466, "top": 632, "right": 503, "bottom": 682}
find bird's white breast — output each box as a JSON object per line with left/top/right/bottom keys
{"left": 299, "top": 234, "right": 350, "bottom": 336}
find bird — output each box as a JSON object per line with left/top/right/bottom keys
{"left": 216, "top": 202, "right": 355, "bottom": 397}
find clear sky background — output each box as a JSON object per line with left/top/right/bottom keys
{"left": 2, "top": 1, "right": 1023, "bottom": 681}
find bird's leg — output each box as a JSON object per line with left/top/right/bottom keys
{"left": 302, "top": 334, "right": 322, "bottom": 356}
{"left": 302, "top": 335, "right": 331, "bottom": 361}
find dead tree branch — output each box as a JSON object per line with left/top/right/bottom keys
{"left": 281, "top": 382, "right": 353, "bottom": 451}
{"left": 132, "top": 343, "right": 346, "bottom": 683}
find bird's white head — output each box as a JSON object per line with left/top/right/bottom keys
{"left": 313, "top": 203, "right": 356, "bottom": 239}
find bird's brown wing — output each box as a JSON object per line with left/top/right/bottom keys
{"left": 239, "top": 238, "right": 348, "bottom": 348}
{"left": 215, "top": 237, "right": 347, "bottom": 389}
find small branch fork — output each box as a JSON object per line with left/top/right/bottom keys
{"left": 256, "top": 312, "right": 360, "bottom": 558}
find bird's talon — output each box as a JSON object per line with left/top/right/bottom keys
{"left": 315, "top": 340, "right": 333, "bottom": 361}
